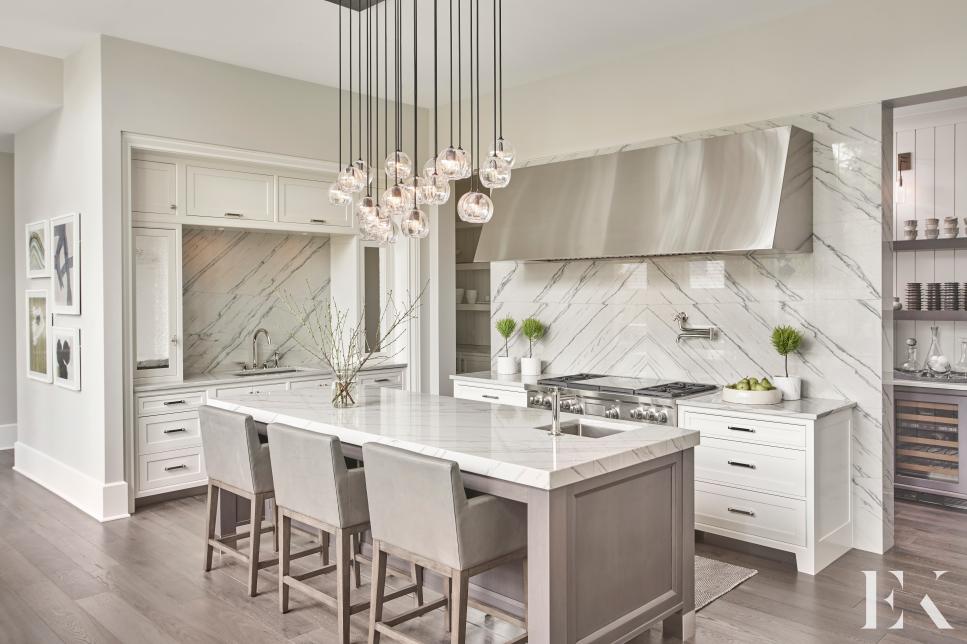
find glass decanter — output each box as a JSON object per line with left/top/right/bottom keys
{"left": 924, "top": 326, "right": 951, "bottom": 374}
{"left": 899, "top": 338, "right": 919, "bottom": 372}
{"left": 954, "top": 339, "right": 967, "bottom": 374}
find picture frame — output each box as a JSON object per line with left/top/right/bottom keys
{"left": 51, "top": 327, "right": 81, "bottom": 391}
{"left": 25, "top": 289, "right": 52, "bottom": 383}
{"left": 50, "top": 212, "right": 81, "bottom": 315}
{"left": 26, "top": 220, "right": 51, "bottom": 279}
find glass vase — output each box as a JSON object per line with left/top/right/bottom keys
{"left": 924, "top": 326, "right": 951, "bottom": 374}
{"left": 331, "top": 370, "right": 358, "bottom": 408}
{"left": 954, "top": 339, "right": 967, "bottom": 374}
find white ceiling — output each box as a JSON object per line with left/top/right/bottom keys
{"left": 0, "top": 0, "right": 831, "bottom": 106}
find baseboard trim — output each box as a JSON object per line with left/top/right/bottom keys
{"left": 12, "top": 441, "right": 131, "bottom": 522}
{"left": 0, "top": 423, "right": 16, "bottom": 450}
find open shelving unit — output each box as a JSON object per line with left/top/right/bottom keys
{"left": 453, "top": 180, "right": 492, "bottom": 374}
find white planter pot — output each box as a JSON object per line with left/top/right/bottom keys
{"left": 773, "top": 376, "right": 802, "bottom": 401}
{"left": 496, "top": 356, "right": 519, "bottom": 375}
{"left": 520, "top": 357, "right": 542, "bottom": 376}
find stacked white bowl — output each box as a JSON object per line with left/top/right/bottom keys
{"left": 925, "top": 218, "right": 940, "bottom": 239}
{"left": 942, "top": 216, "right": 960, "bottom": 238}
{"left": 903, "top": 219, "right": 918, "bottom": 240}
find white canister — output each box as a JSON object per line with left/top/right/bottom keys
{"left": 520, "top": 357, "right": 542, "bottom": 376}
{"left": 773, "top": 376, "right": 802, "bottom": 401}
{"left": 465, "top": 289, "right": 478, "bottom": 304}
{"left": 496, "top": 356, "right": 519, "bottom": 375}
{"left": 455, "top": 288, "right": 464, "bottom": 304}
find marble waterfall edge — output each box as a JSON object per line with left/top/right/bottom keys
{"left": 490, "top": 104, "right": 889, "bottom": 554}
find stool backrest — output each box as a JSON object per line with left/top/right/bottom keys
{"left": 199, "top": 406, "right": 272, "bottom": 494}
{"left": 362, "top": 442, "right": 466, "bottom": 570}
{"left": 267, "top": 423, "right": 363, "bottom": 528}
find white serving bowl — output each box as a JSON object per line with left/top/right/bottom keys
{"left": 721, "top": 388, "right": 783, "bottom": 405}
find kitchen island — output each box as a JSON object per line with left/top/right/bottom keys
{"left": 207, "top": 387, "right": 699, "bottom": 643}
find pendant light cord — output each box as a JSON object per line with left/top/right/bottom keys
{"left": 475, "top": 0, "right": 480, "bottom": 186}
{"left": 357, "top": 4, "right": 362, "bottom": 163}
{"left": 338, "top": 3, "right": 343, "bottom": 168}
{"left": 366, "top": 2, "right": 371, "bottom": 196}
{"left": 469, "top": 0, "right": 475, "bottom": 190}
{"left": 498, "top": 0, "right": 503, "bottom": 138}
{"left": 433, "top": 0, "right": 438, "bottom": 166}
{"left": 348, "top": 5, "right": 353, "bottom": 167}
{"left": 457, "top": 0, "right": 462, "bottom": 149}
{"left": 492, "top": 0, "right": 496, "bottom": 151}
{"left": 449, "top": 0, "right": 454, "bottom": 145}
{"left": 413, "top": 0, "right": 418, "bottom": 208}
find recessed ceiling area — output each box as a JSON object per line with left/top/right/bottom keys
{"left": 0, "top": 0, "right": 832, "bottom": 106}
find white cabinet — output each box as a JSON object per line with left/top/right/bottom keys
{"left": 278, "top": 176, "right": 351, "bottom": 228}
{"left": 132, "top": 160, "right": 177, "bottom": 215}
{"left": 186, "top": 165, "right": 274, "bottom": 222}
{"left": 678, "top": 405, "right": 853, "bottom": 575}
{"left": 134, "top": 387, "right": 207, "bottom": 497}
{"left": 133, "top": 227, "right": 181, "bottom": 382}
{"left": 452, "top": 380, "right": 528, "bottom": 408}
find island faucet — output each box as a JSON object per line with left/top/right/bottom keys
{"left": 549, "top": 387, "right": 575, "bottom": 437}
{"left": 251, "top": 328, "right": 271, "bottom": 369}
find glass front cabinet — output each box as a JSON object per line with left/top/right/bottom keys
{"left": 895, "top": 387, "right": 966, "bottom": 500}
{"left": 133, "top": 226, "right": 182, "bottom": 382}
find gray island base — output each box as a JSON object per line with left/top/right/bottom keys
{"left": 207, "top": 388, "right": 698, "bottom": 643}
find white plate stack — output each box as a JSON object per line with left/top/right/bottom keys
{"left": 942, "top": 217, "right": 959, "bottom": 239}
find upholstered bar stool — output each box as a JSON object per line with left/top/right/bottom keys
{"left": 268, "top": 423, "right": 424, "bottom": 644}
{"left": 363, "top": 443, "right": 529, "bottom": 644}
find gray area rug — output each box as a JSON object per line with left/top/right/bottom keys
{"left": 695, "top": 555, "right": 757, "bottom": 610}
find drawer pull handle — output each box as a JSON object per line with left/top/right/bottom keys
{"left": 163, "top": 428, "right": 188, "bottom": 434}
{"left": 727, "top": 460, "right": 757, "bottom": 469}
{"left": 223, "top": 212, "right": 244, "bottom": 218}
{"left": 163, "top": 400, "right": 187, "bottom": 406}
{"left": 164, "top": 464, "right": 188, "bottom": 472}
{"left": 374, "top": 378, "right": 391, "bottom": 383}
{"left": 727, "top": 507, "right": 756, "bottom": 517}
{"left": 482, "top": 394, "right": 499, "bottom": 400}
{"left": 728, "top": 425, "right": 756, "bottom": 433}
{"left": 309, "top": 218, "right": 327, "bottom": 224}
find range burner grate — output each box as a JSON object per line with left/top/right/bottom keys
{"left": 635, "top": 382, "right": 718, "bottom": 398}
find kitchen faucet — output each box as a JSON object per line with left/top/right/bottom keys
{"left": 549, "top": 387, "right": 575, "bottom": 437}
{"left": 251, "top": 328, "right": 271, "bottom": 369}
{"left": 674, "top": 312, "right": 717, "bottom": 343}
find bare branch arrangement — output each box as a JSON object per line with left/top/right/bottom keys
{"left": 280, "top": 282, "right": 426, "bottom": 406}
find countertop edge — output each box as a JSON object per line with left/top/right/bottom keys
{"left": 135, "top": 363, "right": 407, "bottom": 393}
{"left": 677, "top": 395, "right": 856, "bottom": 420}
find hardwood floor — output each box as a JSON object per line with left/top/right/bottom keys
{"left": 1, "top": 449, "right": 966, "bottom": 643}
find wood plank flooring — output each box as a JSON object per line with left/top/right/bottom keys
{"left": 1, "top": 449, "right": 967, "bottom": 643}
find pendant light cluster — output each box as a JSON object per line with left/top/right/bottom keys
{"left": 328, "top": 0, "right": 514, "bottom": 243}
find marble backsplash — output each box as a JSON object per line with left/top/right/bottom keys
{"left": 491, "top": 104, "right": 891, "bottom": 554}
{"left": 182, "top": 229, "right": 330, "bottom": 375}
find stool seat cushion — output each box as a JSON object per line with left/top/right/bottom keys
{"left": 199, "top": 406, "right": 274, "bottom": 494}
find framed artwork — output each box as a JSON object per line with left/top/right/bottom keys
{"left": 26, "top": 220, "right": 50, "bottom": 279}
{"left": 26, "top": 290, "right": 52, "bottom": 383}
{"left": 51, "top": 212, "right": 81, "bottom": 315}
{"left": 52, "top": 327, "right": 81, "bottom": 391}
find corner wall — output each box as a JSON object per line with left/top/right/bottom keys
{"left": 0, "top": 152, "right": 15, "bottom": 448}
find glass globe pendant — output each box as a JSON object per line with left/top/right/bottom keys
{"left": 338, "top": 165, "right": 366, "bottom": 193}
{"left": 384, "top": 150, "right": 413, "bottom": 182}
{"left": 355, "top": 195, "right": 378, "bottom": 223}
{"left": 457, "top": 191, "right": 494, "bottom": 224}
{"left": 435, "top": 146, "right": 463, "bottom": 179}
{"left": 423, "top": 173, "right": 451, "bottom": 206}
{"left": 382, "top": 184, "right": 408, "bottom": 217}
{"left": 491, "top": 138, "right": 517, "bottom": 168}
{"left": 352, "top": 159, "right": 374, "bottom": 186}
{"left": 423, "top": 157, "right": 438, "bottom": 180}
{"left": 480, "top": 155, "right": 511, "bottom": 189}
{"left": 400, "top": 208, "right": 430, "bottom": 239}
{"left": 372, "top": 216, "right": 398, "bottom": 246}
{"left": 405, "top": 176, "right": 428, "bottom": 205}
{"left": 328, "top": 184, "right": 352, "bottom": 206}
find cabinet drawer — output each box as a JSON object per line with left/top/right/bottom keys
{"left": 138, "top": 391, "right": 206, "bottom": 417}
{"left": 289, "top": 378, "right": 332, "bottom": 391}
{"left": 453, "top": 382, "right": 527, "bottom": 408}
{"left": 696, "top": 437, "right": 806, "bottom": 498}
{"left": 214, "top": 382, "right": 288, "bottom": 397}
{"left": 359, "top": 371, "right": 403, "bottom": 390}
{"left": 681, "top": 410, "right": 806, "bottom": 449}
{"left": 186, "top": 165, "right": 274, "bottom": 222}
{"left": 278, "top": 176, "right": 351, "bottom": 228}
{"left": 696, "top": 481, "right": 806, "bottom": 547}
{"left": 139, "top": 448, "right": 207, "bottom": 492}
{"left": 138, "top": 411, "right": 201, "bottom": 455}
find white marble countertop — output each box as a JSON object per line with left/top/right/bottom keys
{"left": 677, "top": 392, "right": 855, "bottom": 420}
{"left": 135, "top": 363, "right": 406, "bottom": 393}
{"left": 449, "top": 371, "right": 559, "bottom": 390}
{"left": 206, "top": 388, "right": 699, "bottom": 490}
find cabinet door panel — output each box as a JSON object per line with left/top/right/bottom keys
{"left": 278, "top": 176, "right": 351, "bottom": 227}
{"left": 132, "top": 160, "right": 177, "bottom": 215}
{"left": 134, "top": 227, "right": 181, "bottom": 381}
{"left": 187, "top": 165, "right": 274, "bottom": 221}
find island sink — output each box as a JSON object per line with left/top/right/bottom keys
{"left": 231, "top": 367, "right": 301, "bottom": 377}
{"left": 535, "top": 419, "right": 625, "bottom": 439}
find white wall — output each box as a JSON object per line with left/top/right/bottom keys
{"left": 0, "top": 152, "right": 15, "bottom": 447}
{"left": 14, "top": 41, "right": 112, "bottom": 516}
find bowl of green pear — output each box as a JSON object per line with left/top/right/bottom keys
{"left": 722, "top": 376, "right": 783, "bottom": 405}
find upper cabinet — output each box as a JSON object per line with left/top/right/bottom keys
{"left": 132, "top": 160, "right": 177, "bottom": 216}
{"left": 186, "top": 165, "right": 274, "bottom": 222}
{"left": 278, "top": 176, "right": 351, "bottom": 228}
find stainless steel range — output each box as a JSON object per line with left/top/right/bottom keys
{"left": 525, "top": 374, "right": 718, "bottom": 428}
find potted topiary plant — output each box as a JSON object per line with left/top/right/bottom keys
{"left": 520, "top": 318, "right": 547, "bottom": 376}
{"left": 771, "top": 325, "right": 805, "bottom": 400}
{"left": 495, "top": 316, "right": 518, "bottom": 374}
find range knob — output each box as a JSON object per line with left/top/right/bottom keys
{"left": 570, "top": 402, "right": 584, "bottom": 415}
{"left": 528, "top": 394, "right": 545, "bottom": 407}
{"left": 630, "top": 407, "right": 646, "bottom": 420}
{"left": 653, "top": 409, "right": 669, "bottom": 424}
{"left": 643, "top": 408, "right": 659, "bottom": 422}
{"left": 604, "top": 405, "right": 620, "bottom": 419}
{"left": 560, "top": 400, "right": 572, "bottom": 412}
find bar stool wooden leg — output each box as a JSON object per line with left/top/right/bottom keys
{"left": 411, "top": 563, "right": 425, "bottom": 606}
{"left": 320, "top": 530, "right": 330, "bottom": 566}
{"left": 279, "top": 509, "right": 291, "bottom": 613}
{"left": 368, "top": 542, "right": 388, "bottom": 644}
{"left": 350, "top": 532, "right": 362, "bottom": 589}
{"left": 336, "top": 528, "right": 352, "bottom": 644}
{"left": 204, "top": 483, "right": 218, "bottom": 572}
{"left": 271, "top": 499, "right": 279, "bottom": 553}
{"left": 445, "top": 575, "right": 453, "bottom": 633}
{"left": 450, "top": 569, "right": 470, "bottom": 644}
{"left": 248, "top": 493, "right": 264, "bottom": 597}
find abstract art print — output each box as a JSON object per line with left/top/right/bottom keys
{"left": 26, "top": 290, "right": 51, "bottom": 383}
{"left": 26, "top": 220, "right": 50, "bottom": 279}
{"left": 52, "top": 327, "right": 81, "bottom": 391}
{"left": 50, "top": 212, "right": 81, "bottom": 314}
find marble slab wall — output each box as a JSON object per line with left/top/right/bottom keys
{"left": 491, "top": 104, "right": 892, "bottom": 554}
{"left": 182, "top": 229, "right": 330, "bottom": 375}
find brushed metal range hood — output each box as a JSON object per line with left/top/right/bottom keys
{"left": 474, "top": 126, "right": 813, "bottom": 262}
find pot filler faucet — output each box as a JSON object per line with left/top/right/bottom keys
{"left": 251, "top": 328, "right": 271, "bottom": 369}
{"left": 674, "top": 312, "right": 717, "bottom": 343}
